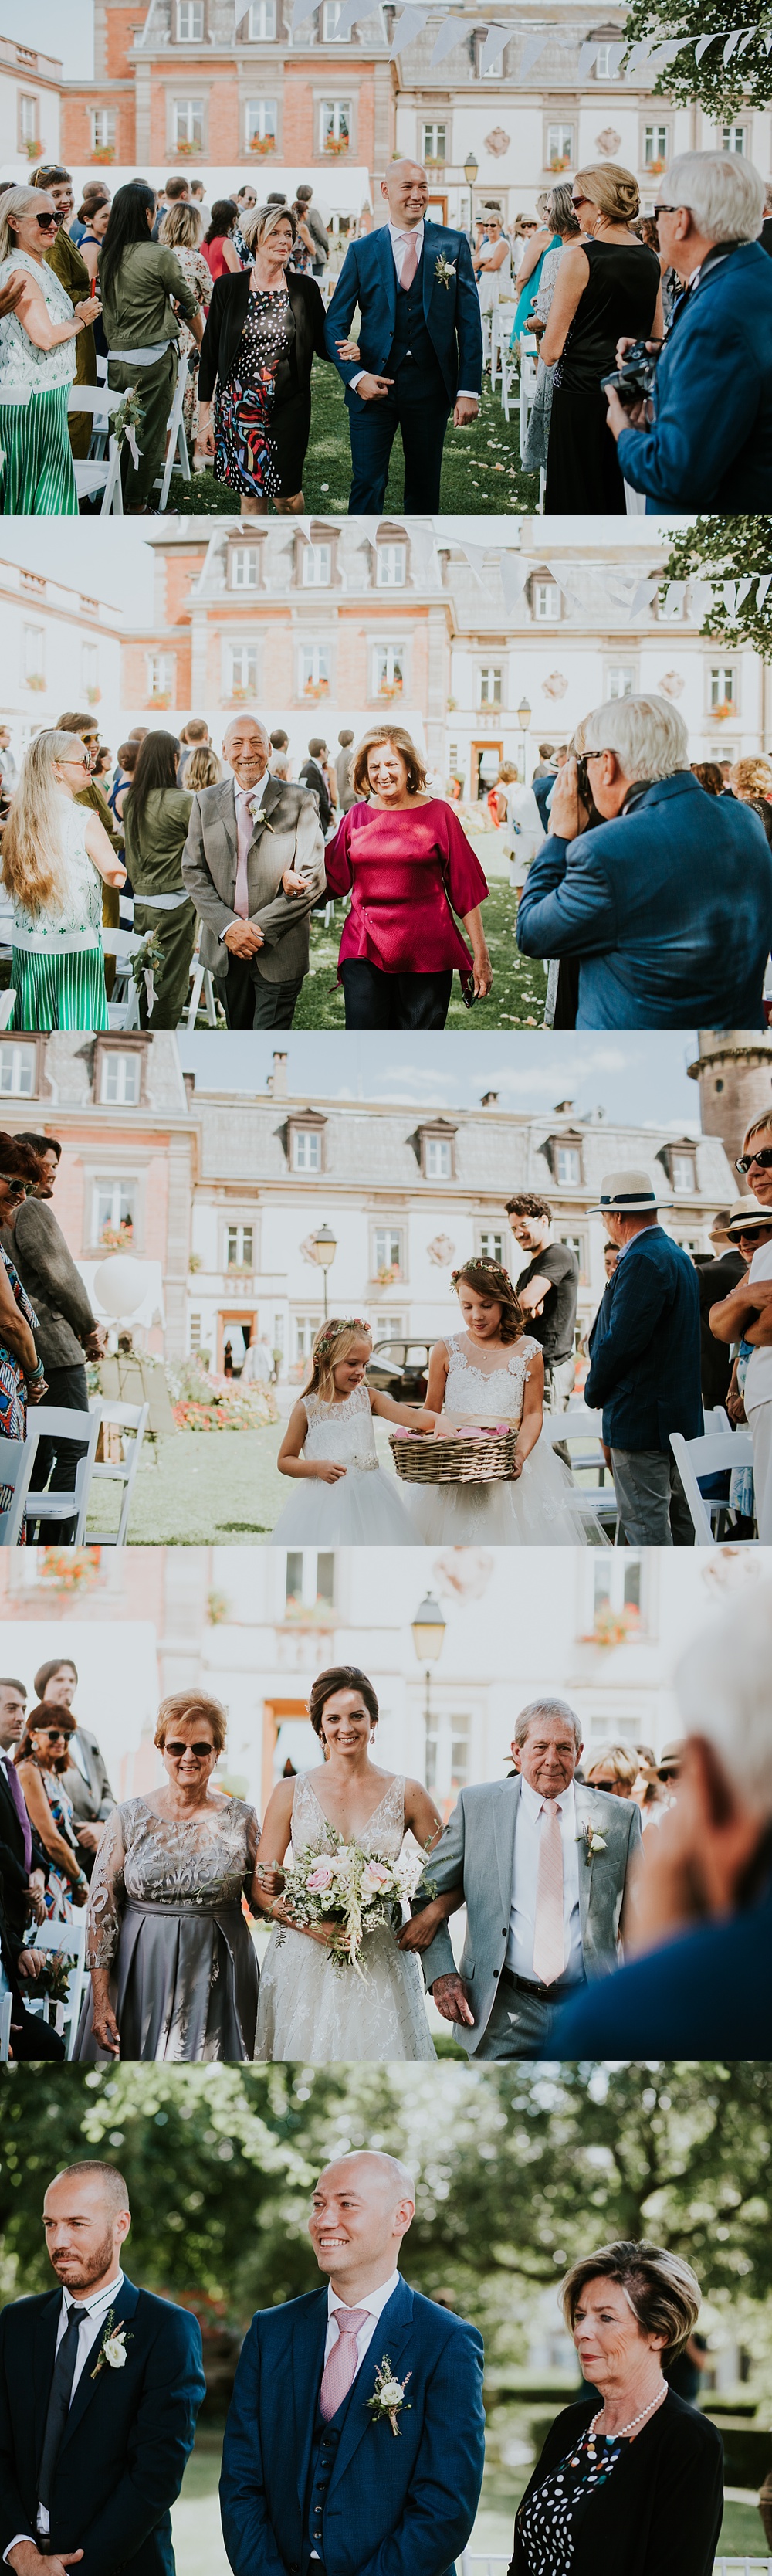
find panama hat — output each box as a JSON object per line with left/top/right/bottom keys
{"left": 726, "top": 1200, "right": 772, "bottom": 1239}
{"left": 587, "top": 1169, "right": 671, "bottom": 1217}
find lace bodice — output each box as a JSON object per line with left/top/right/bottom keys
{"left": 442, "top": 1330, "right": 540, "bottom": 1429}
{"left": 302, "top": 1381, "right": 379, "bottom": 1470}
{"left": 0, "top": 249, "right": 77, "bottom": 391}
{"left": 87, "top": 1794, "right": 260, "bottom": 1967}
{"left": 290, "top": 1770, "right": 407, "bottom": 1862}
{"left": 13, "top": 796, "right": 103, "bottom": 940}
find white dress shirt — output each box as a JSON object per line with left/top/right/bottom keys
{"left": 323, "top": 2269, "right": 401, "bottom": 2372}
{"left": 5, "top": 2270, "right": 125, "bottom": 2560}
{"left": 350, "top": 218, "right": 477, "bottom": 401}
{"left": 742, "top": 1239, "right": 772, "bottom": 1409}
{"left": 506, "top": 1776, "right": 583, "bottom": 1984}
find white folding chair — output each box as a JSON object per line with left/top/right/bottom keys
{"left": 88, "top": 1399, "right": 149, "bottom": 1545}
{"left": 69, "top": 385, "right": 124, "bottom": 514}
{"left": 0, "top": 1433, "right": 39, "bottom": 1548}
{"left": 186, "top": 953, "right": 219, "bottom": 1028}
{"left": 24, "top": 1405, "right": 101, "bottom": 1545}
{"left": 102, "top": 927, "right": 147, "bottom": 1030}
{"left": 155, "top": 346, "right": 191, "bottom": 511}
{"left": 0, "top": 1988, "right": 12, "bottom": 2062}
{"left": 540, "top": 1405, "right": 619, "bottom": 1537}
{"left": 518, "top": 337, "right": 539, "bottom": 462}
{"left": 669, "top": 1427, "right": 757, "bottom": 1546}
{"left": 0, "top": 992, "right": 16, "bottom": 1030}
{"left": 26, "top": 1917, "right": 88, "bottom": 2061}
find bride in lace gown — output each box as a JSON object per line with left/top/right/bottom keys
{"left": 76, "top": 1692, "right": 261, "bottom": 2062}
{"left": 270, "top": 1319, "right": 437, "bottom": 1545}
{"left": 408, "top": 1259, "right": 595, "bottom": 1546}
{"left": 254, "top": 1665, "right": 452, "bottom": 2062}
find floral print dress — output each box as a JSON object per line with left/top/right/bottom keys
{"left": 0, "top": 1248, "right": 39, "bottom": 1542}
{"left": 213, "top": 283, "right": 291, "bottom": 500}
{"left": 172, "top": 243, "right": 212, "bottom": 444}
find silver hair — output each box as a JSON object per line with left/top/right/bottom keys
{"left": 547, "top": 182, "right": 581, "bottom": 236}
{"left": 663, "top": 149, "right": 765, "bottom": 245}
{"left": 675, "top": 1580, "right": 772, "bottom": 1816}
{"left": 581, "top": 693, "right": 688, "bottom": 784}
{"left": 514, "top": 1697, "right": 583, "bottom": 1753}
{"left": 0, "top": 185, "right": 52, "bottom": 263}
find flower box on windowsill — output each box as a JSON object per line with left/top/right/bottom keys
{"left": 579, "top": 1605, "right": 642, "bottom": 1649}
{"left": 711, "top": 701, "right": 734, "bottom": 721}
{"left": 424, "top": 155, "right": 445, "bottom": 168}
{"left": 375, "top": 1264, "right": 402, "bottom": 1287}
{"left": 25, "top": 674, "right": 46, "bottom": 693}
{"left": 93, "top": 144, "right": 116, "bottom": 164}
{"left": 249, "top": 134, "right": 276, "bottom": 154}
{"left": 378, "top": 680, "right": 403, "bottom": 700}
{"left": 645, "top": 157, "right": 665, "bottom": 175}
{"left": 549, "top": 154, "right": 571, "bottom": 170}
{"left": 175, "top": 140, "right": 202, "bottom": 158}
{"left": 149, "top": 692, "right": 171, "bottom": 708}
{"left": 303, "top": 679, "right": 329, "bottom": 697}
{"left": 86, "top": 686, "right": 101, "bottom": 707}
{"left": 324, "top": 135, "right": 350, "bottom": 154}
{"left": 37, "top": 1547, "right": 103, "bottom": 1594}
{"left": 22, "top": 139, "right": 43, "bottom": 161}
{"left": 229, "top": 687, "right": 254, "bottom": 702}
{"left": 98, "top": 1224, "right": 135, "bottom": 1252}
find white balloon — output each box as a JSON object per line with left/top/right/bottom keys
{"left": 93, "top": 1257, "right": 148, "bottom": 1319}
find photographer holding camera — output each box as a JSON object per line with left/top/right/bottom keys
{"left": 604, "top": 150, "right": 772, "bottom": 509}
{"left": 516, "top": 694, "right": 772, "bottom": 1032}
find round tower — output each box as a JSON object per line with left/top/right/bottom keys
{"left": 687, "top": 1032, "right": 772, "bottom": 1163}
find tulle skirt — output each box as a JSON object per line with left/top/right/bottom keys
{"left": 408, "top": 1439, "right": 598, "bottom": 1545}
{"left": 256, "top": 1919, "right": 435, "bottom": 2062}
{"left": 268, "top": 1464, "right": 417, "bottom": 1546}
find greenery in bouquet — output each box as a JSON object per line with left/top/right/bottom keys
{"left": 24, "top": 1954, "right": 70, "bottom": 2007}
{"left": 274, "top": 1835, "right": 435, "bottom": 1977}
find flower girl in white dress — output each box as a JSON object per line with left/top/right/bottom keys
{"left": 409, "top": 1257, "right": 595, "bottom": 1546}
{"left": 253, "top": 1665, "right": 455, "bottom": 2062}
{"left": 269, "top": 1317, "right": 437, "bottom": 1546}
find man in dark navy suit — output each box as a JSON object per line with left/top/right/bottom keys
{"left": 584, "top": 1169, "right": 702, "bottom": 1546}
{"left": 220, "top": 2149, "right": 485, "bottom": 2576}
{"left": 556, "top": 1575, "right": 772, "bottom": 2058}
{"left": 325, "top": 161, "right": 483, "bottom": 513}
{"left": 0, "top": 2160, "right": 205, "bottom": 2576}
{"left": 606, "top": 148, "right": 772, "bottom": 510}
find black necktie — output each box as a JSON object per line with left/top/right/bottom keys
{"left": 38, "top": 2306, "right": 85, "bottom": 2512}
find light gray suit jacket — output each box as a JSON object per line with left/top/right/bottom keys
{"left": 61, "top": 1727, "right": 115, "bottom": 1826}
{"left": 414, "top": 1773, "right": 642, "bottom": 2058}
{"left": 181, "top": 774, "right": 326, "bottom": 982}
{"left": 1, "top": 1198, "right": 96, "bottom": 1373}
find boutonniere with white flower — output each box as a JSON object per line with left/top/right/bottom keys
{"left": 434, "top": 254, "right": 456, "bottom": 289}
{"left": 366, "top": 2355, "right": 412, "bottom": 2436}
{"left": 249, "top": 799, "right": 273, "bottom": 833}
{"left": 90, "top": 2310, "right": 132, "bottom": 2379}
{"left": 577, "top": 1822, "right": 608, "bottom": 1863}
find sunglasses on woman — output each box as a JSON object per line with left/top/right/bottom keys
{"left": 35, "top": 213, "right": 60, "bottom": 232}
{"left": 164, "top": 1740, "right": 215, "bottom": 1760}
{"left": 0, "top": 1173, "right": 35, "bottom": 1196}
{"left": 736, "top": 1148, "right": 772, "bottom": 1173}
{"left": 37, "top": 1727, "right": 70, "bottom": 1743}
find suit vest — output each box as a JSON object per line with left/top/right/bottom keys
{"left": 304, "top": 2368, "right": 366, "bottom": 2570}
{"left": 385, "top": 262, "right": 437, "bottom": 378}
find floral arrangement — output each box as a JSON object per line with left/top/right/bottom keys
{"left": 130, "top": 926, "right": 165, "bottom": 1006}
{"left": 324, "top": 134, "right": 350, "bottom": 154}
{"left": 22, "top": 138, "right": 43, "bottom": 162}
{"left": 98, "top": 1221, "right": 134, "bottom": 1251}
{"left": 25, "top": 674, "right": 46, "bottom": 694}
{"left": 249, "top": 134, "right": 276, "bottom": 154}
{"left": 93, "top": 145, "right": 116, "bottom": 165}
{"left": 110, "top": 387, "right": 144, "bottom": 467}
{"left": 274, "top": 1832, "right": 435, "bottom": 1977}
{"left": 434, "top": 253, "right": 457, "bottom": 288}
{"left": 91, "top": 2313, "right": 132, "bottom": 2377}
{"left": 366, "top": 2357, "right": 412, "bottom": 2435}
{"left": 28, "top": 1953, "right": 71, "bottom": 2006}
{"left": 35, "top": 1547, "right": 102, "bottom": 1593}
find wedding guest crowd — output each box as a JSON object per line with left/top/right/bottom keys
{"left": 0, "top": 1660, "right": 117, "bottom": 2054}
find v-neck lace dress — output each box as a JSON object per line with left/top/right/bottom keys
{"left": 256, "top": 1771, "right": 435, "bottom": 2062}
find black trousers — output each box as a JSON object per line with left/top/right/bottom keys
{"left": 340, "top": 959, "right": 453, "bottom": 1030}
{"left": 222, "top": 959, "right": 306, "bottom": 1030}
{"left": 347, "top": 361, "right": 450, "bottom": 514}
{"left": 11, "top": 1997, "right": 66, "bottom": 2060}
{"left": 29, "top": 1362, "right": 89, "bottom": 1547}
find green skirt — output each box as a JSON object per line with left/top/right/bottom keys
{"left": 11, "top": 943, "right": 108, "bottom": 1030}
{"left": 0, "top": 382, "right": 78, "bottom": 516}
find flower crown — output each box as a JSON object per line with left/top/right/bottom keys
{"left": 314, "top": 1317, "right": 371, "bottom": 1359}
{"left": 451, "top": 1257, "right": 512, "bottom": 1290}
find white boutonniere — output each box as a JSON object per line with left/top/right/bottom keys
{"left": 90, "top": 2310, "right": 132, "bottom": 2379}
{"left": 434, "top": 254, "right": 456, "bottom": 289}
{"left": 249, "top": 799, "right": 273, "bottom": 834}
{"left": 366, "top": 2355, "right": 412, "bottom": 2437}
{"left": 577, "top": 1823, "right": 608, "bottom": 1862}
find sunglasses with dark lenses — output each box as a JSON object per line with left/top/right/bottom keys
{"left": 0, "top": 1173, "right": 36, "bottom": 1196}
{"left": 38, "top": 1726, "right": 70, "bottom": 1743}
{"left": 164, "top": 1739, "right": 215, "bottom": 1759}
{"left": 36, "top": 212, "right": 60, "bottom": 232}
{"left": 736, "top": 1148, "right": 772, "bottom": 1173}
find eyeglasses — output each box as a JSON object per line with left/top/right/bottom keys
{"left": 35, "top": 212, "right": 60, "bottom": 232}
{"left": 59, "top": 755, "right": 90, "bottom": 773}
{"left": 164, "top": 1740, "right": 215, "bottom": 1760}
{"left": 584, "top": 748, "right": 613, "bottom": 763}
{"left": 736, "top": 1148, "right": 772, "bottom": 1173}
{"left": 0, "top": 1173, "right": 35, "bottom": 1196}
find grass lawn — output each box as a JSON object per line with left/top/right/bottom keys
{"left": 85, "top": 1427, "right": 286, "bottom": 1546}
{"left": 297, "top": 880, "right": 547, "bottom": 1029}
{"left": 168, "top": 367, "right": 539, "bottom": 517}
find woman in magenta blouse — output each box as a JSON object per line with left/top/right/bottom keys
{"left": 323, "top": 726, "right": 493, "bottom": 1027}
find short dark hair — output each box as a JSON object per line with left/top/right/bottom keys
{"left": 52, "top": 2161, "right": 130, "bottom": 2214}
{"left": 57, "top": 711, "right": 96, "bottom": 735}
{"left": 309, "top": 1665, "right": 379, "bottom": 1740}
{"left": 506, "top": 1193, "right": 552, "bottom": 1222}
{"left": 0, "top": 1135, "right": 46, "bottom": 1183}
{"left": 33, "top": 1656, "right": 78, "bottom": 1699}
{"left": 15, "top": 1132, "right": 61, "bottom": 1159}
{"left": 307, "top": 738, "right": 327, "bottom": 759}
{"left": 270, "top": 729, "right": 289, "bottom": 749}
{"left": 0, "top": 1677, "right": 26, "bottom": 1699}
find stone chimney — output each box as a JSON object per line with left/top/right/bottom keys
{"left": 267, "top": 1051, "right": 289, "bottom": 1099}
{"left": 480, "top": 1090, "right": 499, "bottom": 1107}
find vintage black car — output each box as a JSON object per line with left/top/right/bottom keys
{"left": 366, "top": 1339, "right": 432, "bottom": 1402}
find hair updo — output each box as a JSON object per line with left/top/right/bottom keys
{"left": 574, "top": 163, "right": 640, "bottom": 224}
{"left": 309, "top": 1665, "right": 380, "bottom": 1748}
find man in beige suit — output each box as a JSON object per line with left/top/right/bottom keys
{"left": 181, "top": 714, "right": 326, "bottom": 1028}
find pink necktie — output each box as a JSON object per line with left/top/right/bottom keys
{"left": 319, "top": 2308, "right": 368, "bottom": 2422}
{"left": 398, "top": 231, "right": 419, "bottom": 289}
{"left": 234, "top": 790, "right": 254, "bottom": 920}
{"left": 532, "top": 1800, "right": 566, "bottom": 1987}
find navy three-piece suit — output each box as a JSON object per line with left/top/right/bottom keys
{"left": 0, "top": 2278, "right": 205, "bottom": 2576}
{"left": 324, "top": 222, "right": 483, "bottom": 514}
{"left": 220, "top": 2273, "right": 486, "bottom": 2576}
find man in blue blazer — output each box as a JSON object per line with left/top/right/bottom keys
{"left": 0, "top": 2160, "right": 205, "bottom": 2576}
{"left": 219, "top": 2150, "right": 485, "bottom": 2576}
{"left": 604, "top": 149, "right": 772, "bottom": 510}
{"left": 324, "top": 161, "right": 482, "bottom": 513}
{"left": 516, "top": 694, "right": 772, "bottom": 1029}
{"left": 584, "top": 1170, "right": 703, "bottom": 1546}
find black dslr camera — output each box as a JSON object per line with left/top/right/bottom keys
{"left": 601, "top": 337, "right": 663, "bottom": 409}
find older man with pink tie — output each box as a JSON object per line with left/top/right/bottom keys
{"left": 182, "top": 712, "right": 326, "bottom": 1029}
{"left": 402, "top": 1696, "right": 642, "bottom": 2057}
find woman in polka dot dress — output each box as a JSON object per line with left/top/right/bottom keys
{"left": 196, "top": 202, "right": 331, "bottom": 516}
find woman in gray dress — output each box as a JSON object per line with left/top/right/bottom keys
{"left": 77, "top": 1690, "right": 260, "bottom": 2061}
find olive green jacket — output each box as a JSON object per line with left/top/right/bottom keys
{"left": 123, "top": 786, "right": 193, "bottom": 897}
{"left": 97, "top": 240, "right": 198, "bottom": 351}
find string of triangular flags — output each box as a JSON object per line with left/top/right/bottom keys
{"left": 287, "top": 0, "right": 772, "bottom": 73}
{"left": 263, "top": 522, "right": 772, "bottom": 621}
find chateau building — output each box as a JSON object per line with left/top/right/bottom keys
{"left": 120, "top": 518, "right": 771, "bottom": 786}
{"left": 0, "top": 553, "right": 123, "bottom": 750}
{"left": 0, "top": 32, "right": 63, "bottom": 173}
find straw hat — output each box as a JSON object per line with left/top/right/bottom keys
{"left": 587, "top": 1169, "right": 671, "bottom": 1217}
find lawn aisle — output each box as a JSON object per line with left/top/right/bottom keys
{"left": 169, "top": 372, "right": 539, "bottom": 518}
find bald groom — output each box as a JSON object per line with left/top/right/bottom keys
{"left": 325, "top": 162, "right": 482, "bottom": 514}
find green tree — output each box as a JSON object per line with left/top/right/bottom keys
{"left": 620, "top": 4, "right": 772, "bottom": 114}
{"left": 660, "top": 517, "right": 772, "bottom": 657}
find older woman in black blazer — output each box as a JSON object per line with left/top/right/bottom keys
{"left": 510, "top": 2239, "right": 723, "bottom": 2576}
{"left": 196, "top": 201, "right": 331, "bottom": 513}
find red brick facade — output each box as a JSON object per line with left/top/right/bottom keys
{"left": 61, "top": 0, "right": 394, "bottom": 183}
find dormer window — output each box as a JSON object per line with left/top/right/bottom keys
{"left": 302, "top": 541, "right": 332, "bottom": 586}
{"left": 229, "top": 541, "right": 261, "bottom": 589}
{"left": 288, "top": 1112, "right": 327, "bottom": 1173}
{"left": 415, "top": 1119, "right": 457, "bottom": 1180}
{"left": 532, "top": 577, "right": 560, "bottom": 622}
{"left": 177, "top": 0, "right": 204, "bottom": 35}
{"left": 377, "top": 542, "right": 406, "bottom": 588}
{"left": 659, "top": 1141, "right": 697, "bottom": 1193}
{"left": 543, "top": 1128, "right": 584, "bottom": 1186}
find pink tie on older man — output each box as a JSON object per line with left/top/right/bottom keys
{"left": 233, "top": 789, "right": 255, "bottom": 920}
{"left": 318, "top": 2309, "right": 368, "bottom": 2422}
{"left": 532, "top": 1799, "right": 566, "bottom": 1988}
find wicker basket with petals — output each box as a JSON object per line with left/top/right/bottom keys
{"left": 389, "top": 1425, "right": 518, "bottom": 1484}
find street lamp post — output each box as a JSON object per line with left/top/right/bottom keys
{"left": 312, "top": 1222, "right": 337, "bottom": 1322}
{"left": 463, "top": 151, "right": 478, "bottom": 240}
{"left": 516, "top": 694, "right": 531, "bottom": 783}
{"left": 411, "top": 1590, "right": 447, "bottom": 1770}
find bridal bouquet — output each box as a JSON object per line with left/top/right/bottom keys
{"left": 278, "top": 1835, "right": 435, "bottom": 1977}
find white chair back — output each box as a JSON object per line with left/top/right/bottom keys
{"left": 0, "top": 1433, "right": 39, "bottom": 1548}
{"left": 0, "top": 992, "right": 16, "bottom": 1030}
{"left": 102, "top": 927, "right": 146, "bottom": 1030}
{"left": 0, "top": 1989, "right": 12, "bottom": 2062}
{"left": 24, "top": 1405, "right": 101, "bottom": 1546}
{"left": 89, "top": 1398, "right": 150, "bottom": 1546}
{"left": 155, "top": 346, "right": 191, "bottom": 511}
{"left": 186, "top": 957, "right": 218, "bottom": 1028}
{"left": 70, "top": 385, "right": 124, "bottom": 516}
{"left": 28, "top": 1916, "right": 88, "bottom": 2061}
{"left": 669, "top": 1427, "right": 756, "bottom": 1546}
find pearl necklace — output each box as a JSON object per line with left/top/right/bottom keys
{"left": 589, "top": 2381, "right": 668, "bottom": 2443}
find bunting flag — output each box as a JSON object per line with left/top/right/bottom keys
{"left": 479, "top": 19, "right": 512, "bottom": 71}
{"left": 428, "top": 13, "right": 469, "bottom": 63}
{"left": 384, "top": 9, "right": 772, "bottom": 68}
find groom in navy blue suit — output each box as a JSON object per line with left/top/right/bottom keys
{"left": 220, "top": 2150, "right": 486, "bottom": 2576}
{"left": 324, "top": 162, "right": 483, "bottom": 513}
